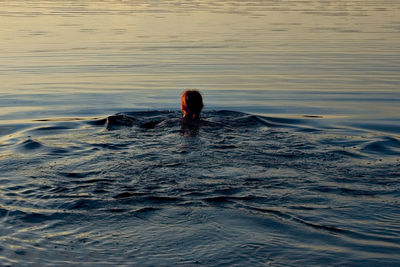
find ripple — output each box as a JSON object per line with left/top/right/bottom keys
{"left": 1, "top": 110, "right": 400, "bottom": 265}
{"left": 18, "top": 139, "right": 42, "bottom": 150}
{"left": 362, "top": 137, "right": 400, "bottom": 156}
{"left": 60, "top": 171, "right": 98, "bottom": 179}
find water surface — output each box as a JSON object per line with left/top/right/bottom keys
{"left": 1, "top": 1, "right": 400, "bottom": 266}
{"left": 1, "top": 0, "right": 399, "bottom": 122}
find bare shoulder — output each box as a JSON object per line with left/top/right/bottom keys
{"left": 107, "top": 114, "right": 137, "bottom": 127}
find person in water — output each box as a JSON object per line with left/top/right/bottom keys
{"left": 180, "top": 90, "right": 204, "bottom": 120}
{"left": 107, "top": 89, "right": 204, "bottom": 129}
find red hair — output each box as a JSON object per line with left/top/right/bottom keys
{"left": 180, "top": 90, "right": 204, "bottom": 120}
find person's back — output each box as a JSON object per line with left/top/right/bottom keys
{"left": 106, "top": 90, "right": 204, "bottom": 129}
{"left": 180, "top": 90, "right": 203, "bottom": 120}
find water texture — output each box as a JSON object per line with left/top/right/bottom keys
{"left": 1, "top": 111, "right": 400, "bottom": 266}
{"left": 0, "top": 0, "right": 400, "bottom": 266}
{"left": 1, "top": 0, "right": 400, "bottom": 120}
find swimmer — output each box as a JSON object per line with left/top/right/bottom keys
{"left": 106, "top": 90, "right": 204, "bottom": 130}
{"left": 180, "top": 90, "right": 204, "bottom": 120}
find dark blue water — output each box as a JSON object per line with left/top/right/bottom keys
{"left": 1, "top": 110, "right": 399, "bottom": 266}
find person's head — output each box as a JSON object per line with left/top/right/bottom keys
{"left": 180, "top": 90, "right": 203, "bottom": 120}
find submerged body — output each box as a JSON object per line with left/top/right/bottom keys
{"left": 107, "top": 90, "right": 205, "bottom": 133}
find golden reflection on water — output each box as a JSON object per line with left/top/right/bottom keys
{"left": 1, "top": 0, "right": 399, "bottom": 93}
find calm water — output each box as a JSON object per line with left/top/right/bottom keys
{"left": 1, "top": 1, "right": 400, "bottom": 266}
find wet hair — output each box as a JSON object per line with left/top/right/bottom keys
{"left": 180, "top": 90, "right": 204, "bottom": 120}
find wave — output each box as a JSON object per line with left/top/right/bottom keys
{"left": 0, "top": 110, "right": 399, "bottom": 266}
